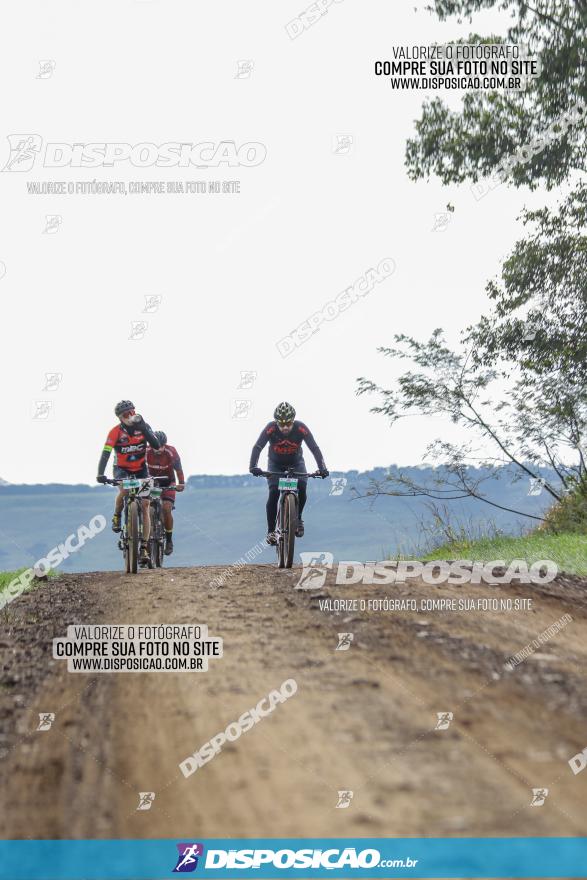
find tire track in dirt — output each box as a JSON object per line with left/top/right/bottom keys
{"left": 1, "top": 564, "right": 586, "bottom": 840}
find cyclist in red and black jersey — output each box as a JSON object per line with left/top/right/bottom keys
{"left": 146, "top": 431, "right": 185, "bottom": 556}
{"left": 249, "top": 401, "right": 329, "bottom": 544}
{"left": 96, "top": 400, "right": 160, "bottom": 563}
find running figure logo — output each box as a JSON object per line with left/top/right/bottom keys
{"left": 37, "top": 60, "right": 56, "bottom": 79}
{"left": 235, "top": 60, "right": 254, "bottom": 79}
{"left": 237, "top": 370, "right": 257, "bottom": 390}
{"left": 143, "top": 295, "right": 162, "bottom": 313}
{"left": 530, "top": 788, "right": 549, "bottom": 806}
{"left": 435, "top": 712, "right": 453, "bottom": 730}
{"left": 2, "top": 134, "right": 42, "bottom": 171}
{"left": 296, "top": 552, "right": 334, "bottom": 590}
{"left": 329, "top": 477, "right": 347, "bottom": 496}
{"left": 42, "top": 373, "right": 63, "bottom": 392}
{"left": 36, "top": 713, "right": 55, "bottom": 731}
{"left": 136, "top": 792, "right": 155, "bottom": 811}
{"left": 129, "top": 321, "right": 149, "bottom": 341}
{"left": 173, "top": 843, "right": 204, "bottom": 872}
{"left": 43, "top": 215, "right": 62, "bottom": 234}
{"left": 336, "top": 790, "right": 353, "bottom": 809}
{"left": 335, "top": 633, "right": 353, "bottom": 652}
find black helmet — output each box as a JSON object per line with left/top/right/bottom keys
{"left": 154, "top": 431, "right": 167, "bottom": 446}
{"left": 274, "top": 401, "right": 296, "bottom": 423}
{"left": 115, "top": 400, "right": 135, "bottom": 417}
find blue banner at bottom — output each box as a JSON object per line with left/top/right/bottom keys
{"left": 1, "top": 838, "right": 586, "bottom": 879}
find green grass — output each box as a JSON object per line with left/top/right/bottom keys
{"left": 423, "top": 532, "right": 587, "bottom": 576}
{"left": 0, "top": 567, "right": 58, "bottom": 601}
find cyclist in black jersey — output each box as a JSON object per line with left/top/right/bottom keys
{"left": 249, "top": 402, "right": 329, "bottom": 544}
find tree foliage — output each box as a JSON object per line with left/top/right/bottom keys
{"left": 406, "top": 1, "right": 587, "bottom": 188}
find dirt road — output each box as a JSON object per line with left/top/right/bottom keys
{"left": 1, "top": 563, "right": 586, "bottom": 840}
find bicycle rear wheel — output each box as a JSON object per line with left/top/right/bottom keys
{"left": 277, "top": 495, "right": 285, "bottom": 568}
{"left": 126, "top": 500, "right": 139, "bottom": 574}
{"left": 151, "top": 505, "right": 163, "bottom": 568}
{"left": 283, "top": 493, "right": 297, "bottom": 569}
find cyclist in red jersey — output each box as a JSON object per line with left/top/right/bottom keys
{"left": 96, "top": 400, "right": 160, "bottom": 564}
{"left": 146, "top": 431, "right": 185, "bottom": 555}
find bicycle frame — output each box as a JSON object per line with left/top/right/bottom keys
{"left": 147, "top": 478, "right": 178, "bottom": 568}
{"left": 103, "top": 476, "right": 155, "bottom": 573}
{"left": 257, "top": 468, "right": 320, "bottom": 568}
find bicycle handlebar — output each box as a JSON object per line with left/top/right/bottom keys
{"left": 255, "top": 470, "right": 321, "bottom": 478}
{"left": 101, "top": 477, "right": 183, "bottom": 490}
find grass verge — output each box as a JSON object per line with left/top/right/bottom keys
{"left": 423, "top": 532, "right": 587, "bottom": 576}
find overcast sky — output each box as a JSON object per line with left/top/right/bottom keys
{"left": 0, "top": 1, "right": 555, "bottom": 484}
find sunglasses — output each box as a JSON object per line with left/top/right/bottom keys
{"left": 121, "top": 410, "right": 136, "bottom": 418}
{"left": 277, "top": 420, "right": 294, "bottom": 428}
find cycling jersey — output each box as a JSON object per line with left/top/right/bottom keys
{"left": 146, "top": 445, "right": 184, "bottom": 487}
{"left": 98, "top": 420, "right": 159, "bottom": 476}
{"left": 249, "top": 421, "right": 327, "bottom": 471}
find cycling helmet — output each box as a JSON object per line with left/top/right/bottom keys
{"left": 115, "top": 400, "right": 135, "bottom": 417}
{"left": 154, "top": 431, "right": 167, "bottom": 446}
{"left": 274, "top": 401, "right": 296, "bottom": 423}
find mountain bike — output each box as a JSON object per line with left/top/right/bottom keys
{"left": 103, "top": 476, "right": 155, "bottom": 574}
{"left": 257, "top": 469, "right": 320, "bottom": 569}
{"left": 148, "top": 479, "right": 179, "bottom": 568}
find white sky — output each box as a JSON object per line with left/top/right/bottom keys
{"left": 0, "top": 1, "right": 554, "bottom": 484}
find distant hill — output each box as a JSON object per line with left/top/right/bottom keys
{"left": 0, "top": 465, "right": 556, "bottom": 572}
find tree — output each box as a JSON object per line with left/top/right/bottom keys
{"left": 467, "top": 182, "right": 587, "bottom": 382}
{"left": 407, "top": 1, "right": 587, "bottom": 189}
{"left": 356, "top": 327, "right": 586, "bottom": 520}
{"left": 356, "top": 1, "right": 587, "bottom": 526}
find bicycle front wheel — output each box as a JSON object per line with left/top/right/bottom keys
{"left": 126, "top": 500, "right": 139, "bottom": 574}
{"left": 283, "top": 493, "right": 297, "bottom": 569}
